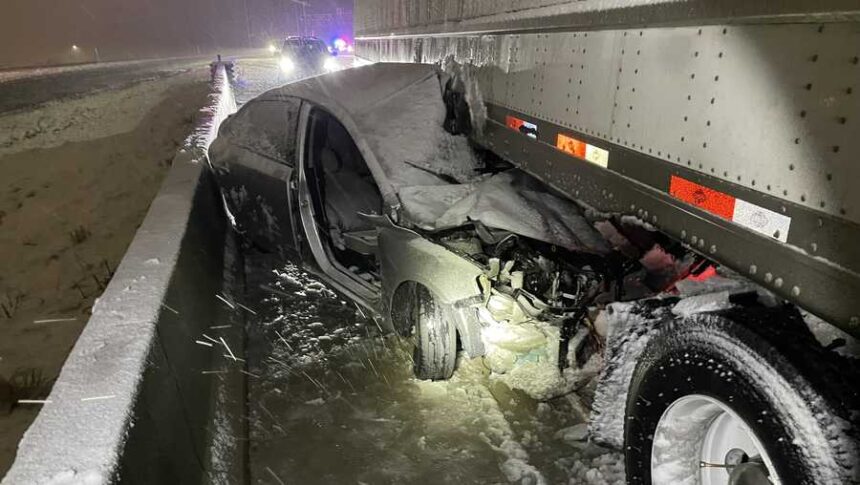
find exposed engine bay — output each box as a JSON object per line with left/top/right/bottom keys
{"left": 420, "top": 204, "right": 699, "bottom": 399}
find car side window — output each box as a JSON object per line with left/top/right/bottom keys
{"left": 224, "top": 97, "right": 302, "bottom": 166}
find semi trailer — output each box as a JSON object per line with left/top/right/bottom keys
{"left": 202, "top": 1, "right": 860, "bottom": 483}
{"left": 348, "top": 2, "right": 860, "bottom": 483}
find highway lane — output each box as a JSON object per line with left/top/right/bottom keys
{"left": 233, "top": 54, "right": 361, "bottom": 106}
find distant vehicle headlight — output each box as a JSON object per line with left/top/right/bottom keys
{"left": 323, "top": 57, "right": 337, "bottom": 71}
{"left": 279, "top": 57, "right": 294, "bottom": 72}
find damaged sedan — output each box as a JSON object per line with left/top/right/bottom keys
{"left": 209, "top": 63, "right": 673, "bottom": 395}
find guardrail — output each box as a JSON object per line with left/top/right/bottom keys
{"left": 3, "top": 63, "right": 241, "bottom": 485}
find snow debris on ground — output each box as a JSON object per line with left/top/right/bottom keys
{"left": 241, "top": 252, "right": 626, "bottom": 484}
{"left": 671, "top": 290, "right": 732, "bottom": 317}
{"left": 560, "top": 451, "right": 626, "bottom": 485}
{"left": 555, "top": 423, "right": 589, "bottom": 444}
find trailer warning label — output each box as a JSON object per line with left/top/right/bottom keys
{"left": 669, "top": 175, "right": 791, "bottom": 242}
{"left": 556, "top": 133, "right": 609, "bottom": 167}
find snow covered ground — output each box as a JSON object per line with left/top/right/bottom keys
{"left": 0, "top": 71, "right": 206, "bottom": 157}
{"left": 241, "top": 252, "right": 625, "bottom": 484}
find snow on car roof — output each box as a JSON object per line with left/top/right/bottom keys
{"left": 254, "top": 63, "right": 481, "bottom": 199}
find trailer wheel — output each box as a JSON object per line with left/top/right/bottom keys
{"left": 409, "top": 284, "right": 457, "bottom": 380}
{"left": 624, "top": 309, "right": 859, "bottom": 485}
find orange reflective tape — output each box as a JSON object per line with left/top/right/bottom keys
{"left": 669, "top": 175, "right": 736, "bottom": 220}
{"left": 506, "top": 115, "right": 525, "bottom": 131}
{"left": 556, "top": 133, "right": 587, "bottom": 159}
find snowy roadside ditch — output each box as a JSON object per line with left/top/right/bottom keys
{"left": 2, "top": 64, "right": 239, "bottom": 485}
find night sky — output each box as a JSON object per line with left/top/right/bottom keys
{"left": 0, "top": 0, "right": 352, "bottom": 68}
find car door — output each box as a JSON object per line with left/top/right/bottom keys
{"left": 209, "top": 97, "right": 303, "bottom": 260}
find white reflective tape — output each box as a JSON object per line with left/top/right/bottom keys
{"left": 584, "top": 144, "right": 609, "bottom": 168}
{"left": 732, "top": 198, "right": 791, "bottom": 243}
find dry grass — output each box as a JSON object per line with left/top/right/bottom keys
{"left": 0, "top": 291, "right": 23, "bottom": 319}
{"left": 68, "top": 225, "right": 91, "bottom": 245}
{"left": 9, "top": 368, "right": 53, "bottom": 401}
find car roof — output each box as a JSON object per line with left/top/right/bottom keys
{"left": 253, "top": 63, "right": 442, "bottom": 205}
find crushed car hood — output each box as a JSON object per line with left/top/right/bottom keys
{"left": 399, "top": 171, "right": 610, "bottom": 254}
{"left": 246, "top": 63, "right": 608, "bottom": 254}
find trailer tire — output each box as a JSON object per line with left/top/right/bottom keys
{"left": 624, "top": 308, "right": 859, "bottom": 485}
{"left": 410, "top": 284, "right": 457, "bottom": 380}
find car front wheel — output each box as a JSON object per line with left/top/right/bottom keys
{"left": 407, "top": 283, "right": 457, "bottom": 380}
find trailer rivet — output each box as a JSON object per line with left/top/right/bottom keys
{"left": 774, "top": 277, "right": 784, "bottom": 288}
{"left": 749, "top": 265, "right": 757, "bottom": 275}
{"left": 850, "top": 316, "right": 859, "bottom": 327}
{"left": 810, "top": 242, "right": 818, "bottom": 253}
{"left": 681, "top": 230, "right": 687, "bottom": 239}
{"left": 691, "top": 236, "right": 698, "bottom": 244}
{"left": 791, "top": 286, "right": 801, "bottom": 297}
{"left": 709, "top": 245, "right": 717, "bottom": 254}
{"left": 651, "top": 215, "right": 657, "bottom": 223}
{"left": 764, "top": 272, "right": 773, "bottom": 283}
{"left": 697, "top": 239, "right": 705, "bottom": 248}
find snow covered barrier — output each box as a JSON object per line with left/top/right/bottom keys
{"left": 2, "top": 64, "right": 240, "bottom": 485}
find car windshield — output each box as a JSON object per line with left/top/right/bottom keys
{"left": 282, "top": 39, "right": 327, "bottom": 57}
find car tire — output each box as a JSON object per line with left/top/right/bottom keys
{"left": 624, "top": 307, "right": 859, "bottom": 485}
{"left": 410, "top": 284, "right": 457, "bottom": 380}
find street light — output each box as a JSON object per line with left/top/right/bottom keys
{"left": 71, "top": 44, "right": 80, "bottom": 52}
